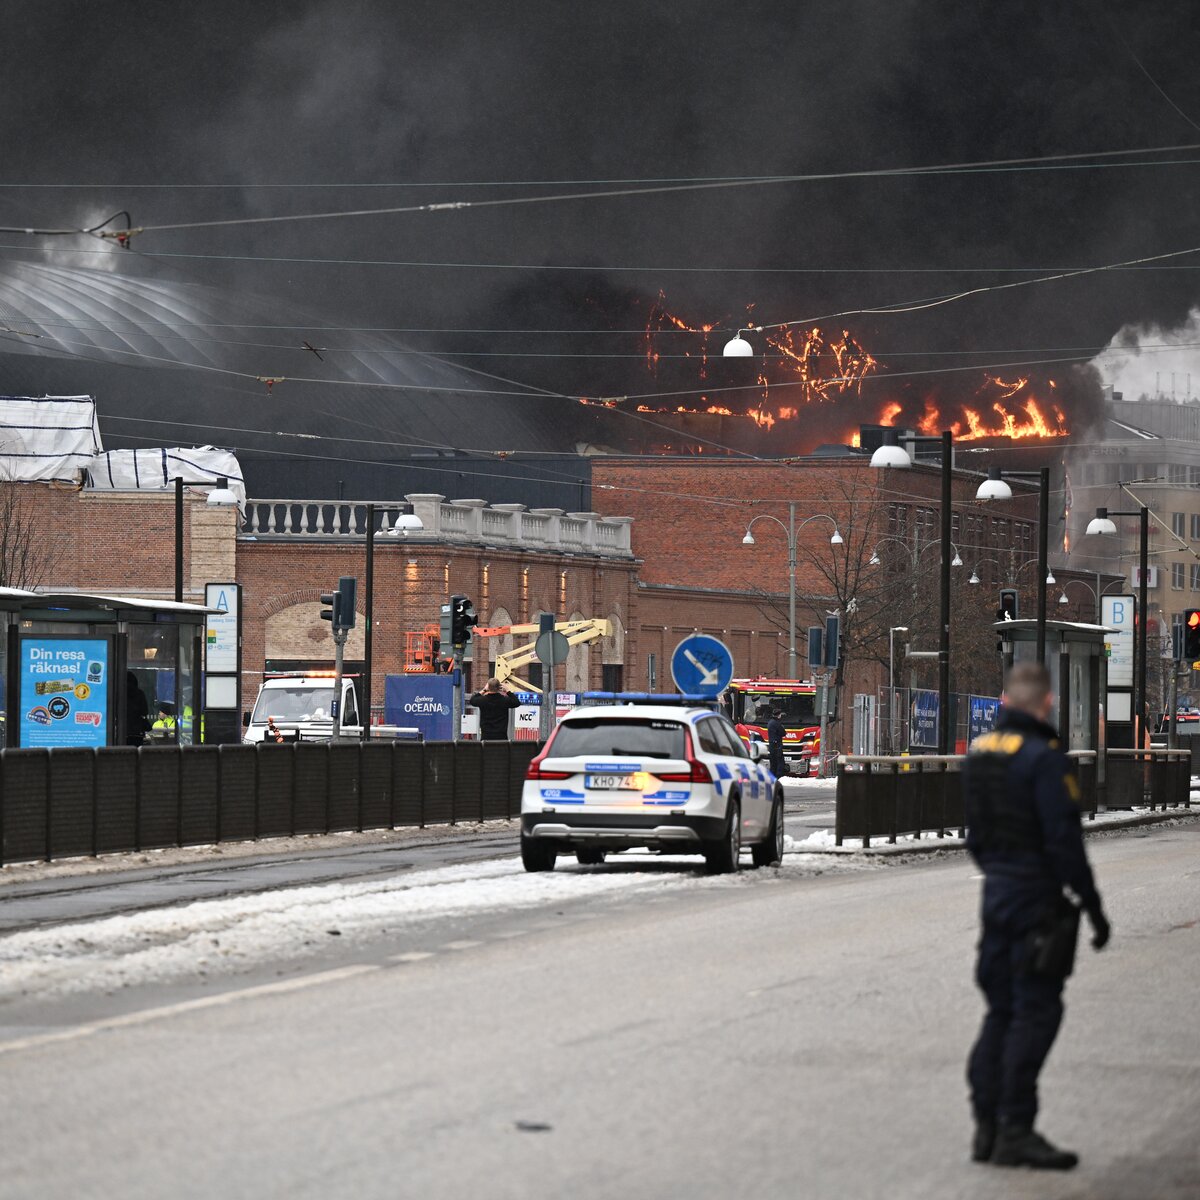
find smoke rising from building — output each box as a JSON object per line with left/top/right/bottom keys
{"left": 1, "top": 1, "right": 1198, "bottom": 462}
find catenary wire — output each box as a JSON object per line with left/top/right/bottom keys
{"left": 13, "top": 240, "right": 1200, "bottom": 276}
{"left": 4, "top": 144, "right": 1196, "bottom": 239}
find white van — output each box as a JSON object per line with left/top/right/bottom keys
{"left": 242, "top": 674, "right": 362, "bottom": 743}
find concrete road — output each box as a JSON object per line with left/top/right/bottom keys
{"left": 0, "top": 819, "right": 1195, "bottom": 1199}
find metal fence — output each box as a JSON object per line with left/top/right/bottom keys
{"left": 0, "top": 740, "right": 541, "bottom": 866}
{"left": 832, "top": 748, "right": 1190, "bottom": 848}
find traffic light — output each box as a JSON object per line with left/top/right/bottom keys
{"left": 807, "top": 625, "right": 823, "bottom": 671}
{"left": 1185, "top": 609, "right": 1200, "bottom": 662}
{"left": 319, "top": 590, "right": 342, "bottom": 629}
{"left": 997, "top": 588, "right": 1019, "bottom": 622}
{"left": 450, "top": 594, "right": 478, "bottom": 644}
{"left": 824, "top": 614, "right": 841, "bottom": 669}
{"left": 337, "top": 576, "right": 357, "bottom": 630}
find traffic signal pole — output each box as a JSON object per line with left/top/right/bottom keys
{"left": 331, "top": 628, "right": 347, "bottom": 741}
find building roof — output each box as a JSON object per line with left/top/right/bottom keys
{"left": 0, "top": 262, "right": 619, "bottom": 504}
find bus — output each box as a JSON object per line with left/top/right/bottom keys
{"left": 722, "top": 678, "right": 821, "bottom": 775}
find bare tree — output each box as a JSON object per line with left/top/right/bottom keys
{"left": 0, "top": 481, "right": 65, "bottom": 589}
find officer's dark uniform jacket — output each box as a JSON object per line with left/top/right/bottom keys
{"left": 964, "top": 708, "right": 1099, "bottom": 926}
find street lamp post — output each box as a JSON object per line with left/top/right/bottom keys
{"left": 1087, "top": 504, "right": 1150, "bottom": 747}
{"left": 975, "top": 466, "right": 1051, "bottom": 664}
{"left": 742, "top": 505, "right": 842, "bottom": 680}
{"left": 868, "top": 427, "right": 955, "bottom": 754}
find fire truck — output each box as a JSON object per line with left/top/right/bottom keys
{"left": 722, "top": 678, "right": 820, "bottom": 775}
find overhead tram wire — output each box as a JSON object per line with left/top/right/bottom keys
{"left": 101, "top": 414, "right": 1090, "bottom": 514}
{"left": 2, "top": 144, "right": 1197, "bottom": 241}
{"left": 6, "top": 147, "right": 1200, "bottom": 189}
{"left": 14, "top": 324, "right": 1194, "bottom": 408}
{"left": 16, "top": 239, "right": 1200, "bottom": 276}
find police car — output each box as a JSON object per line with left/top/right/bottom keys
{"left": 520, "top": 693, "right": 785, "bottom": 873}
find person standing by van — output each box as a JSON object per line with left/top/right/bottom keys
{"left": 469, "top": 678, "right": 522, "bottom": 740}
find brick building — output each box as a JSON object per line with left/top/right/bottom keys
{"left": 12, "top": 483, "right": 638, "bottom": 716}
{"left": 592, "top": 455, "right": 1106, "bottom": 703}
{"left": 14, "top": 448, "right": 1109, "bottom": 736}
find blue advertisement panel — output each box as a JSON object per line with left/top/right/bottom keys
{"left": 384, "top": 675, "right": 454, "bottom": 741}
{"left": 20, "top": 638, "right": 110, "bottom": 748}
{"left": 910, "top": 689, "right": 940, "bottom": 749}
{"left": 968, "top": 695, "right": 1001, "bottom": 742}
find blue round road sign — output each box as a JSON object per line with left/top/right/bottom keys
{"left": 671, "top": 634, "right": 735, "bottom": 697}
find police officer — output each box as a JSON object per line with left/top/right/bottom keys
{"left": 963, "top": 663, "right": 1110, "bottom": 1170}
{"left": 766, "top": 707, "right": 788, "bottom": 778}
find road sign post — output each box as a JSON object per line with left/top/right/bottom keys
{"left": 670, "top": 634, "right": 735, "bottom": 698}
{"left": 536, "top": 615, "right": 570, "bottom": 741}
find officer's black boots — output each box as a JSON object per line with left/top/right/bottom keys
{"left": 991, "top": 1125, "right": 1079, "bottom": 1170}
{"left": 971, "top": 1119, "right": 996, "bottom": 1163}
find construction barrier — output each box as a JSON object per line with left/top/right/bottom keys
{"left": 0, "top": 740, "right": 542, "bottom": 866}
{"left": 834, "top": 749, "right": 1188, "bottom": 848}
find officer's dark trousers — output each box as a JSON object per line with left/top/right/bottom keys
{"left": 769, "top": 750, "right": 786, "bottom": 777}
{"left": 967, "top": 918, "right": 1065, "bottom": 1128}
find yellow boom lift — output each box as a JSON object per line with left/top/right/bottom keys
{"left": 471, "top": 618, "right": 612, "bottom": 694}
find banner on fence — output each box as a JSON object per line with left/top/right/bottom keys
{"left": 968, "top": 695, "right": 1001, "bottom": 742}
{"left": 512, "top": 692, "right": 579, "bottom": 741}
{"left": 19, "top": 636, "right": 110, "bottom": 748}
{"left": 910, "top": 689, "right": 939, "bottom": 749}
{"left": 384, "top": 675, "right": 454, "bottom": 740}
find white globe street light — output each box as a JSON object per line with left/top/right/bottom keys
{"left": 868, "top": 427, "right": 911, "bottom": 469}
{"left": 390, "top": 512, "right": 425, "bottom": 537}
{"left": 1085, "top": 507, "right": 1118, "bottom": 536}
{"left": 975, "top": 466, "right": 1013, "bottom": 502}
{"left": 206, "top": 477, "right": 239, "bottom": 506}
{"left": 722, "top": 329, "right": 754, "bottom": 357}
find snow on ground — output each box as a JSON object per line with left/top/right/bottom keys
{"left": 779, "top": 776, "right": 836, "bottom": 791}
{"left": 0, "top": 851, "right": 870, "bottom": 999}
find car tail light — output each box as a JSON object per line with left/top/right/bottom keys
{"left": 655, "top": 730, "right": 712, "bottom": 783}
{"left": 526, "top": 741, "right": 571, "bottom": 781}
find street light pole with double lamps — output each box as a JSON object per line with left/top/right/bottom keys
{"left": 870, "top": 428, "right": 954, "bottom": 755}
{"left": 975, "top": 465, "right": 1051, "bottom": 663}
{"left": 1086, "top": 504, "right": 1149, "bottom": 747}
{"left": 741, "top": 505, "right": 843, "bottom": 680}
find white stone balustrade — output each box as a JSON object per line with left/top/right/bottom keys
{"left": 240, "top": 493, "right": 633, "bottom": 557}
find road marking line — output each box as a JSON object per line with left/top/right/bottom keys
{"left": 389, "top": 951, "right": 435, "bottom": 963}
{"left": 493, "top": 929, "right": 529, "bottom": 938}
{"left": 0, "top": 964, "right": 378, "bottom": 1057}
{"left": 442, "top": 940, "right": 482, "bottom": 951}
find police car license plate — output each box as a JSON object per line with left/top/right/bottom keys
{"left": 586, "top": 774, "right": 642, "bottom": 790}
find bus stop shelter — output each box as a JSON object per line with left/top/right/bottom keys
{"left": 0, "top": 588, "right": 210, "bottom": 749}
{"left": 997, "top": 618, "right": 1111, "bottom": 753}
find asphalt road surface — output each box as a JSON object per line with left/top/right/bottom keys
{"left": 0, "top": 815, "right": 1196, "bottom": 1199}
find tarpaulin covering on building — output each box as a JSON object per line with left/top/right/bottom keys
{"left": 0, "top": 395, "right": 102, "bottom": 482}
{"left": 87, "top": 446, "right": 246, "bottom": 509}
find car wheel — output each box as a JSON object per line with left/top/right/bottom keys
{"left": 705, "top": 798, "right": 741, "bottom": 874}
{"left": 575, "top": 848, "right": 607, "bottom": 866}
{"left": 521, "top": 833, "right": 557, "bottom": 872}
{"left": 751, "top": 791, "right": 785, "bottom": 868}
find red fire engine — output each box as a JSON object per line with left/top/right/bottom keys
{"left": 722, "top": 677, "right": 820, "bottom": 775}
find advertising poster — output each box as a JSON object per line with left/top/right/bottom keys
{"left": 968, "top": 695, "right": 1001, "bottom": 742}
{"left": 909, "top": 689, "right": 940, "bottom": 749}
{"left": 512, "top": 692, "right": 579, "bottom": 741}
{"left": 20, "top": 638, "right": 109, "bottom": 748}
{"left": 384, "top": 675, "right": 454, "bottom": 740}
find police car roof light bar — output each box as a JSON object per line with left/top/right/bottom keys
{"left": 581, "top": 691, "right": 719, "bottom": 707}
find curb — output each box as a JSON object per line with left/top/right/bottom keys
{"left": 789, "top": 808, "right": 1198, "bottom": 858}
